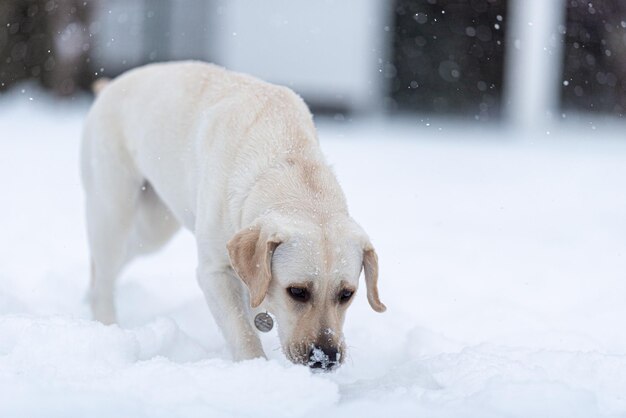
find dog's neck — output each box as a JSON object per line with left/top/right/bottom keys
{"left": 237, "top": 151, "right": 349, "bottom": 229}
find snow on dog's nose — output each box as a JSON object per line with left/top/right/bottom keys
{"left": 308, "top": 346, "right": 340, "bottom": 371}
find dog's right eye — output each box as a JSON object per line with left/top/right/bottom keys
{"left": 287, "top": 287, "right": 310, "bottom": 302}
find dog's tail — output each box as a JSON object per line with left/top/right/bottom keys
{"left": 91, "top": 77, "right": 111, "bottom": 96}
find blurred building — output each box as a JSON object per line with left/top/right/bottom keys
{"left": 1, "top": 0, "right": 626, "bottom": 122}
{"left": 1, "top": 0, "right": 391, "bottom": 114}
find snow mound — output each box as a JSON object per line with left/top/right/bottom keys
{"left": 2, "top": 314, "right": 624, "bottom": 417}
{"left": 0, "top": 315, "right": 338, "bottom": 418}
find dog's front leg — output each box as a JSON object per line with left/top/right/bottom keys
{"left": 197, "top": 263, "right": 265, "bottom": 361}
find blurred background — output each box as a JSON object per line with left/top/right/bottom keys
{"left": 2, "top": 0, "right": 626, "bottom": 125}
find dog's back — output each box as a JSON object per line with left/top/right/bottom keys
{"left": 83, "top": 61, "right": 325, "bottom": 230}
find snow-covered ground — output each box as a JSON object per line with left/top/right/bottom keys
{"left": 1, "top": 89, "right": 626, "bottom": 417}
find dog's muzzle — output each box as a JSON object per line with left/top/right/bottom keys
{"left": 307, "top": 346, "right": 340, "bottom": 371}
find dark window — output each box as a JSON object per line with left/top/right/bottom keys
{"left": 390, "top": 0, "right": 508, "bottom": 121}
{"left": 562, "top": 0, "right": 626, "bottom": 116}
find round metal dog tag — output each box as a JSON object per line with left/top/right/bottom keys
{"left": 254, "top": 312, "right": 274, "bottom": 332}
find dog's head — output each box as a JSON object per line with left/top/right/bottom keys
{"left": 227, "top": 216, "right": 385, "bottom": 371}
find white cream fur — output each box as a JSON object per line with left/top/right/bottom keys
{"left": 81, "top": 61, "right": 384, "bottom": 366}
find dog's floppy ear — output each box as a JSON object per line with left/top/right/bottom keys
{"left": 362, "top": 242, "right": 386, "bottom": 312}
{"left": 227, "top": 225, "right": 281, "bottom": 308}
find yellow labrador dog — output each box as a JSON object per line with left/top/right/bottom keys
{"left": 81, "top": 61, "right": 385, "bottom": 371}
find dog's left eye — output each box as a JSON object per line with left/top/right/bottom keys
{"left": 339, "top": 289, "right": 353, "bottom": 303}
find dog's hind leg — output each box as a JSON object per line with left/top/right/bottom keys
{"left": 82, "top": 127, "right": 145, "bottom": 325}
{"left": 82, "top": 131, "right": 182, "bottom": 324}
{"left": 84, "top": 186, "right": 140, "bottom": 324}
{"left": 85, "top": 181, "right": 180, "bottom": 325}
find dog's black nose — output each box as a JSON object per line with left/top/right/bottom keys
{"left": 308, "top": 346, "right": 340, "bottom": 371}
